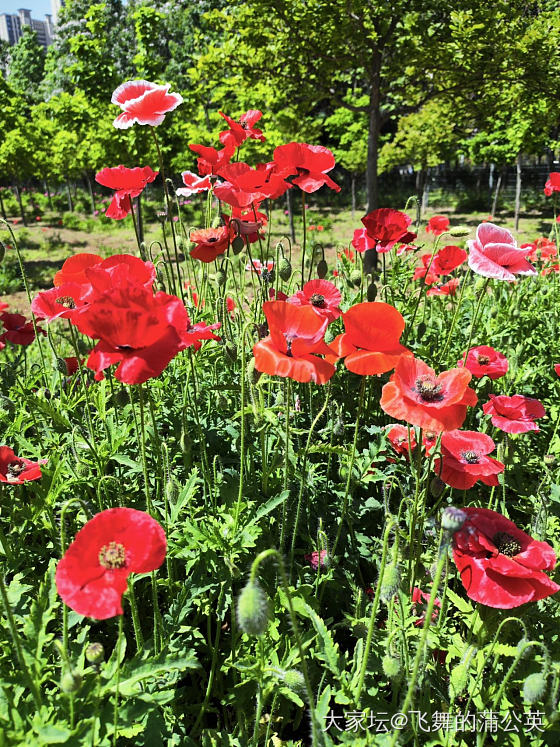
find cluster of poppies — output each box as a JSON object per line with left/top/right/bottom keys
{"left": 32, "top": 252, "right": 220, "bottom": 385}
{"left": 0, "top": 297, "right": 43, "bottom": 349}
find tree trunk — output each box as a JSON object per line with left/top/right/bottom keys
{"left": 137, "top": 193, "right": 144, "bottom": 245}
{"left": 85, "top": 171, "right": 95, "bottom": 215}
{"left": 415, "top": 169, "right": 426, "bottom": 222}
{"left": 351, "top": 174, "right": 356, "bottom": 220}
{"left": 491, "top": 171, "right": 503, "bottom": 217}
{"left": 66, "top": 178, "right": 73, "bottom": 212}
{"left": 286, "top": 188, "right": 295, "bottom": 244}
{"left": 14, "top": 183, "right": 27, "bottom": 226}
{"left": 366, "top": 52, "right": 382, "bottom": 272}
{"left": 488, "top": 162, "right": 495, "bottom": 191}
{"left": 0, "top": 189, "right": 6, "bottom": 221}
{"left": 422, "top": 168, "right": 430, "bottom": 215}
{"left": 514, "top": 153, "right": 522, "bottom": 232}
{"left": 44, "top": 179, "right": 53, "bottom": 211}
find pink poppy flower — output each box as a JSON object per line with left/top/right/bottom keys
{"left": 483, "top": 394, "right": 545, "bottom": 434}
{"left": 458, "top": 345, "right": 508, "bottom": 380}
{"left": 287, "top": 279, "right": 341, "bottom": 323}
{"left": 111, "top": 80, "right": 183, "bottom": 129}
{"left": 467, "top": 223, "right": 536, "bottom": 281}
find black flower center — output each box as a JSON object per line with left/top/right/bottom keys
{"left": 285, "top": 335, "right": 294, "bottom": 358}
{"left": 310, "top": 293, "right": 326, "bottom": 308}
{"left": 116, "top": 345, "right": 134, "bottom": 351}
{"left": 477, "top": 354, "right": 490, "bottom": 365}
{"left": 56, "top": 296, "right": 76, "bottom": 309}
{"left": 262, "top": 270, "right": 274, "bottom": 283}
{"left": 98, "top": 541, "right": 127, "bottom": 569}
{"left": 462, "top": 450, "right": 480, "bottom": 464}
{"left": 415, "top": 375, "right": 443, "bottom": 402}
{"left": 207, "top": 237, "right": 218, "bottom": 243}
{"left": 492, "top": 532, "right": 522, "bottom": 557}
{"left": 6, "top": 461, "right": 25, "bottom": 480}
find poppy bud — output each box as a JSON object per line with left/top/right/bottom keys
{"left": 180, "top": 430, "right": 193, "bottom": 454}
{"left": 114, "top": 388, "right": 129, "bottom": 407}
{"left": 382, "top": 655, "right": 402, "bottom": 680}
{"left": 56, "top": 357, "right": 69, "bottom": 375}
{"left": 231, "top": 236, "right": 245, "bottom": 254}
{"left": 349, "top": 269, "right": 362, "bottom": 287}
{"left": 278, "top": 257, "right": 292, "bottom": 281}
{"left": 448, "top": 225, "right": 470, "bottom": 238}
{"left": 416, "top": 322, "right": 426, "bottom": 341}
{"left": 237, "top": 580, "right": 270, "bottom": 636}
{"left": 523, "top": 673, "right": 547, "bottom": 704}
{"left": 224, "top": 342, "right": 237, "bottom": 363}
{"left": 85, "top": 642, "right": 104, "bottom": 665}
{"left": 60, "top": 669, "right": 82, "bottom": 693}
{"left": 165, "top": 479, "right": 178, "bottom": 503}
{"left": 380, "top": 563, "right": 401, "bottom": 603}
{"left": 280, "top": 669, "right": 306, "bottom": 695}
{"left": 215, "top": 269, "right": 226, "bottom": 287}
{"left": 366, "top": 282, "right": 377, "bottom": 302}
{"left": 333, "top": 415, "right": 345, "bottom": 437}
{"left": 139, "top": 241, "right": 148, "bottom": 261}
{"left": 0, "top": 240, "right": 6, "bottom": 263}
{"left": 430, "top": 477, "right": 445, "bottom": 498}
{"left": 544, "top": 454, "right": 556, "bottom": 467}
{"left": 441, "top": 506, "right": 467, "bottom": 532}
{"left": 316, "top": 259, "right": 328, "bottom": 279}
{"left": 247, "top": 356, "right": 262, "bottom": 384}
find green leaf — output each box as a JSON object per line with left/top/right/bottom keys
{"left": 303, "top": 603, "right": 341, "bottom": 676}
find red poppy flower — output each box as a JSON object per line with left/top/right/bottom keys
{"left": 190, "top": 226, "right": 231, "bottom": 263}
{"left": 386, "top": 424, "right": 416, "bottom": 461}
{"left": 396, "top": 243, "right": 416, "bottom": 257}
{"left": 225, "top": 207, "right": 267, "bottom": 244}
{"left": 426, "top": 278, "right": 460, "bottom": 297}
{"left": 329, "top": 302, "right": 411, "bottom": 376}
{"left": 361, "top": 208, "right": 416, "bottom": 253}
{"left": 54, "top": 253, "right": 103, "bottom": 287}
{"left": 380, "top": 356, "right": 477, "bottom": 432}
{"left": 537, "top": 238, "right": 557, "bottom": 260}
{"left": 467, "top": 223, "right": 536, "bottom": 281}
{"left": 189, "top": 142, "right": 235, "bottom": 176}
{"left": 0, "top": 299, "right": 8, "bottom": 312}
{"left": 253, "top": 301, "right": 335, "bottom": 384}
{"left": 269, "top": 288, "right": 288, "bottom": 301}
{"left": 555, "top": 364, "right": 560, "bottom": 377}
{"left": 544, "top": 172, "right": 560, "bottom": 196}
{"left": 272, "top": 143, "right": 340, "bottom": 193}
{"left": 413, "top": 254, "right": 439, "bottom": 285}
{"left": 287, "top": 279, "right": 341, "bottom": 323}
{"left": 64, "top": 357, "right": 81, "bottom": 375}
{"left": 451, "top": 507, "right": 559, "bottom": 609}
{"left": 482, "top": 394, "right": 545, "bottom": 434}
{"left": 0, "top": 312, "right": 44, "bottom": 346}
{"left": 176, "top": 171, "right": 212, "bottom": 197}
{"left": 248, "top": 259, "right": 274, "bottom": 276}
{"left": 337, "top": 247, "right": 356, "bottom": 264}
{"left": 0, "top": 446, "right": 46, "bottom": 484}
{"left": 351, "top": 228, "right": 377, "bottom": 253}
{"left": 226, "top": 297, "right": 236, "bottom": 316}
{"left": 520, "top": 241, "right": 538, "bottom": 259}
{"left": 457, "top": 345, "right": 508, "bottom": 380}
{"left": 411, "top": 587, "right": 441, "bottom": 626}
{"left": 426, "top": 215, "right": 450, "bottom": 236}
{"left": 55, "top": 507, "right": 166, "bottom": 619}
{"left": 215, "top": 162, "right": 290, "bottom": 208}
{"left": 111, "top": 80, "right": 183, "bottom": 129}
{"left": 542, "top": 263, "right": 560, "bottom": 276}
{"left": 432, "top": 245, "right": 467, "bottom": 275}
{"left": 73, "top": 285, "right": 191, "bottom": 385}
{"left": 82, "top": 255, "right": 156, "bottom": 301}
{"left": 95, "top": 165, "right": 158, "bottom": 220}
{"left": 219, "top": 110, "right": 265, "bottom": 147}
{"left": 31, "top": 283, "right": 88, "bottom": 322}
{"left": 434, "top": 430, "right": 504, "bottom": 490}
{"left": 304, "top": 550, "right": 328, "bottom": 570}
{"left": 180, "top": 320, "right": 221, "bottom": 351}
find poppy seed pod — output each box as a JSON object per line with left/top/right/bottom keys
{"left": 278, "top": 257, "right": 292, "bottom": 281}
{"left": 215, "top": 269, "right": 227, "bottom": 287}
{"left": 85, "top": 642, "right": 104, "bottom": 665}
{"left": 380, "top": 563, "right": 401, "bottom": 603}
{"left": 281, "top": 669, "right": 306, "bottom": 695}
{"left": 60, "top": 669, "right": 82, "bottom": 693}
{"left": 523, "top": 673, "right": 547, "bottom": 704}
{"left": 237, "top": 580, "right": 270, "bottom": 636}
{"left": 316, "top": 259, "right": 328, "bottom": 279}
{"left": 448, "top": 225, "right": 471, "bottom": 238}
{"left": 441, "top": 506, "right": 467, "bottom": 532}
{"left": 349, "top": 269, "right": 362, "bottom": 287}
{"left": 382, "top": 655, "right": 402, "bottom": 680}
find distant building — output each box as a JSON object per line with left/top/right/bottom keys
{"left": 51, "top": 0, "right": 64, "bottom": 26}
{"left": 0, "top": 8, "right": 55, "bottom": 49}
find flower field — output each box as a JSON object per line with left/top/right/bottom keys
{"left": 2, "top": 51, "right": 560, "bottom": 747}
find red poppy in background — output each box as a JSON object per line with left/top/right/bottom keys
{"left": 538, "top": 238, "right": 557, "bottom": 260}
{"left": 0, "top": 446, "right": 46, "bottom": 484}
{"left": 483, "top": 394, "right": 545, "bottom": 434}
{"left": 0, "top": 299, "right": 8, "bottom": 311}
{"left": 54, "top": 253, "right": 103, "bottom": 287}
{"left": 31, "top": 283, "right": 88, "bottom": 322}
{"left": 190, "top": 226, "right": 231, "bottom": 263}
{"left": 268, "top": 288, "right": 288, "bottom": 301}
{"left": 189, "top": 142, "right": 235, "bottom": 176}
{"left": 467, "top": 223, "right": 536, "bottom": 281}
{"left": 304, "top": 550, "right": 328, "bottom": 570}
{"left": 458, "top": 345, "right": 508, "bottom": 380}
{"left": 73, "top": 285, "right": 191, "bottom": 384}
{"left": 411, "top": 587, "right": 441, "bottom": 626}
{"left": 555, "top": 363, "right": 560, "bottom": 377}
{"left": 329, "top": 302, "right": 410, "bottom": 376}
{"left": 386, "top": 424, "right": 416, "bottom": 461}
{"left": 181, "top": 320, "right": 221, "bottom": 351}
{"left": 248, "top": 259, "right": 274, "bottom": 276}
{"left": 95, "top": 165, "right": 158, "bottom": 220}
{"left": 226, "top": 297, "right": 236, "bottom": 316}
{"left": 451, "top": 507, "right": 559, "bottom": 609}
{"left": 176, "top": 171, "right": 212, "bottom": 197}
{"left": 361, "top": 208, "right": 416, "bottom": 253}
{"left": 64, "top": 357, "right": 82, "bottom": 376}
{"left": 111, "top": 80, "right": 183, "bottom": 129}
{"left": 426, "top": 215, "right": 450, "bottom": 236}
{"left": 288, "top": 279, "right": 341, "bottom": 323}
{"left": 434, "top": 430, "right": 504, "bottom": 490}
{"left": 432, "top": 245, "right": 467, "bottom": 275}
{"left": 253, "top": 301, "right": 335, "bottom": 384}
{"left": 380, "top": 356, "right": 477, "bottom": 432}
{"left": 225, "top": 207, "right": 267, "bottom": 244}
{"left": 351, "top": 228, "right": 377, "bottom": 253}
{"left": 413, "top": 254, "right": 439, "bottom": 285}
{"left": 542, "top": 263, "right": 560, "bottom": 276}
{"left": 0, "top": 312, "right": 44, "bottom": 346}
{"left": 426, "top": 278, "right": 460, "bottom": 297}
{"left": 219, "top": 110, "right": 265, "bottom": 147}
{"left": 544, "top": 172, "right": 560, "bottom": 196}
{"left": 56, "top": 507, "right": 166, "bottom": 619}
{"left": 273, "top": 142, "right": 340, "bottom": 193}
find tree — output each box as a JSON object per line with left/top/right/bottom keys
{"left": 7, "top": 28, "right": 45, "bottom": 103}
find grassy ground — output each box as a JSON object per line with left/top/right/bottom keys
{"left": 1, "top": 200, "right": 556, "bottom": 312}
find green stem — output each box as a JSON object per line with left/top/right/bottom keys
{"left": 300, "top": 191, "right": 307, "bottom": 288}
{"left": 437, "top": 267, "right": 471, "bottom": 366}
{"left": 112, "top": 615, "right": 123, "bottom": 747}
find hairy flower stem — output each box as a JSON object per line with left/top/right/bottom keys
{"left": 288, "top": 382, "right": 331, "bottom": 577}
{"left": 331, "top": 378, "right": 366, "bottom": 559}
{"left": 461, "top": 276, "right": 490, "bottom": 365}
{"left": 0, "top": 567, "right": 42, "bottom": 709}
{"left": 402, "top": 234, "right": 444, "bottom": 345}
{"left": 392, "top": 531, "right": 448, "bottom": 745}
{"left": 437, "top": 267, "right": 471, "bottom": 366}
{"left": 128, "top": 197, "right": 143, "bottom": 253}
{"left": 279, "top": 379, "right": 291, "bottom": 552}
{"left": 354, "top": 519, "right": 396, "bottom": 706}
{"left": 127, "top": 580, "right": 144, "bottom": 652}
{"left": 300, "top": 191, "right": 307, "bottom": 288}
{"left": 249, "top": 549, "right": 322, "bottom": 746}
{"left": 112, "top": 615, "right": 123, "bottom": 747}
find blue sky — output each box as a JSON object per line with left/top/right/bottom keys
{"left": 1, "top": 1, "right": 53, "bottom": 18}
